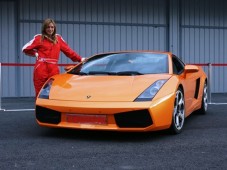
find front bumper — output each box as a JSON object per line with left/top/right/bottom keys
{"left": 35, "top": 93, "right": 174, "bottom": 132}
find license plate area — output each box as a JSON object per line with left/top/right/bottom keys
{"left": 66, "top": 114, "right": 107, "bottom": 125}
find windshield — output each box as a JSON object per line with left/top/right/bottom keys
{"left": 69, "top": 53, "right": 168, "bottom": 75}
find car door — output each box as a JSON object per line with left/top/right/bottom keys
{"left": 172, "top": 55, "right": 198, "bottom": 116}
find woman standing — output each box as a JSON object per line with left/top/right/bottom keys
{"left": 22, "top": 18, "right": 82, "bottom": 97}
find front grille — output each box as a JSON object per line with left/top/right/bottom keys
{"left": 114, "top": 110, "right": 153, "bottom": 128}
{"left": 36, "top": 106, "right": 61, "bottom": 124}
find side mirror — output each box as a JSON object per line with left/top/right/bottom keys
{"left": 185, "top": 65, "right": 199, "bottom": 73}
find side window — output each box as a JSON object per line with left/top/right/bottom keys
{"left": 172, "top": 55, "right": 185, "bottom": 74}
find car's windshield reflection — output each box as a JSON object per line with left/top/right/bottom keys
{"left": 69, "top": 53, "right": 168, "bottom": 75}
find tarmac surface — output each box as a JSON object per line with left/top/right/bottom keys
{"left": 0, "top": 93, "right": 227, "bottom": 169}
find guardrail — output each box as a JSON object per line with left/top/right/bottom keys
{"left": 0, "top": 62, "right": 227, "bottom": 110}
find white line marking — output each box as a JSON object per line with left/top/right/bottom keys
{"left": 209, "top": 103, "right": 227, "bottom": 105}
{"left": 1, "top": 109, "right": 35, "bottom": 112}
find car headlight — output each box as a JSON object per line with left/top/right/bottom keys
{"left": 134, "top": 79, "right": 167, "bottom": 101}
{"left": 38, "top": 78, "right": 54, "bottom": 99}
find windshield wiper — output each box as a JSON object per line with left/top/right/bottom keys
{"left": 88, "top": 71, "right": 115, "bottom": 75}
{"left": 115, "top": 71, "right": 143, "bottom": 75}
{"left": 79, "top": 71, "right": 143, "bottom": 76}
{"left": 79, "top": 71, "right": 88, "bottom": 75}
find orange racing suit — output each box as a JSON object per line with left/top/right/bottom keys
{"left": 22, "top": 34, "right": 82, "bottom": 97}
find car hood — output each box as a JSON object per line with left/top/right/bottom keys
{"left": 49, "top": 74, "right": 172, "bottom": 102}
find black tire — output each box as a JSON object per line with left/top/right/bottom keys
{"left": 169, "top": 87, "right": 185, "bottom": 134}
{"left": 197, "top": 82, "right": 208, "bottom": 114}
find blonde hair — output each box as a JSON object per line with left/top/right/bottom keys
{"left": 41, "top": 18, "right": 57, "bottom": 44}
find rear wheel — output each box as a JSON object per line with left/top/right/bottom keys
{"left": 170, "top": 88, "right": 185, "bottom": 134}
{"left": 197, "top": 83, "right": 208, "bottom": 114}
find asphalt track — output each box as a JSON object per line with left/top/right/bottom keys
{"left": 0, "top": 94, "right": 227, "bottom": 170}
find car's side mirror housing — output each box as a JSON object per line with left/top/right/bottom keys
{"left": 185, "top": 65, "right": 199, "bottom": 73}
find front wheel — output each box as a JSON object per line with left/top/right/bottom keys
{"left": 197, "top": 82, "right": 208, "bottom": 114}
{"left": 169, "top": 88, "right": 185, "bottom": 134}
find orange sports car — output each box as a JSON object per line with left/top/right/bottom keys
{"left": 36, "top": 51, "right": 208, "bottom": 134}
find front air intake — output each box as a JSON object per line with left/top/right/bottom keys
{"left": 36, "top": 106, "right": 61, "bottom": 124}
{"left": 114, "top": 110, "right": 153, "bottom": 128}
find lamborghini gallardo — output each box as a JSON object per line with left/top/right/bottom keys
{"left": 36, "top": 51, "right": 208, "bottom": 134}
